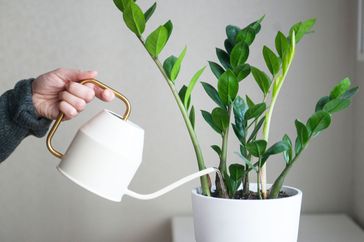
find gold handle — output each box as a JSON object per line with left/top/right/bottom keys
{"left": 46, "top": 79, "right": 131, "bottom": 159}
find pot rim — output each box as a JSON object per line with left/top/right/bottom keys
{"left": 192, "top": 184, "right": 302, "bottom": 203}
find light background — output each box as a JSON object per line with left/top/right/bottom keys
{"left": 0, "top": 0, "right": 361, "bottom": 241}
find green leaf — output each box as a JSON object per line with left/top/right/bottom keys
{"left": 235, "top": 64, "right": 251, "bottom": 82}
{"left": 306, "top": 111, "right": 331, "bottom": 137}
{"left": 246, "top": 95, "right": 255, "bottom": 108}
{"left": 275, "top": 31, "right": 289, "bottom": 58}
{"left": 184, "top": 67, "right": 206, "bottom": 108}
{"left": 295, "top": 119, "right": 309, "bottom": 147}
{"left": 208, "top": 61, "right": 225, "bottom": 79}
{"left": 201, "top": 110, "right": 222, "bottom": 133}
{"left": 201, "top": 82, "right": 225, "bottom": 109}
{"left": 189, "top": 106, "right": 195, "bottom": 129}
{"left": 113, "top": 0, "right": 132, "bottom": 12}
{"left": 247, "top": 117, "right": 265, "bottom": 142}
{"left": 235, "top": 28, "right": 256, "bottom": 46}
{"left": 218, "top": 70, "right": 239, "bottom": 105}
{"left": 211, "top": 145, "right": 222, "bottom": 156}
{"left": 251, "top": 67, "right": 272, "bottom": 95}
{"left": 244, "top": 103, "right": 266, "bottom": 120}
{"left": 323, "top": 98, "right": 351, "bottom": 113}
{"left": 246, "top": 140, "right": 267, "bottom": 158}
{"left": 282, "top": 135, "right": 292, "bottom": 164}
{"left": 233, "top": 96, "right": 247, "bottom": 123}
{"left": 330, "top": 78, "right": 351, "bottom": 99}
{"left": 178, "top": 85, "right": 191, "bottom": 110}
{"left": 289, "top": 18, "right": 316, "bottom": 43}
{"left": 261, "top": 140, "right": 290, "bottom": 165}
{"left": 247, "top": 15, "right": 265, "bottom": 34}
{"left": 145, "top": 25, "right": 168, "bottom": 57}
{"left": 163, "top": 55, "right": 177, "bottom": 80}
{"left": 295, "top": 136, "right": 302, "bottom": 155}
{"left": 226, "top": 25, "right": 240, "bottom": 43}
{"left": 212, "top": 107, "right": 229, "bottom": 131}
{"left": 236, "top": 151, "right": 257, "bottom": 171}
{"left": 123, "top": 2, "right": 146, "bottom": 37}
{"left": 170, "top": 47, "right": 187, "bottom": 81}
{"left": 233, "top": 123, "right": 245, "bottom": 143}
{"left": 230, "top": 42, "right": 249, "bottom": 68}
{"left": 315, "top": 96, "right": 330, "bottom": 112}
{"left": 229, "top": 164, "right": 245, "bottom": 181}
{"left": 163, "top": 20, "right": 173, "bottom": 41}
{"left": 216, "top": 48, "right": 231, "bottom": 70}
{"left": 144, "top": 2, "right": 156, "bottom": 22}
{"left": 263, "top": 46, "right": 281, "bottom": 76}
{"left": 341, "top": 86, "right": 359, "bottom": 99}
{"left": 224, "top": 39, "right": 233, "bottom": 54}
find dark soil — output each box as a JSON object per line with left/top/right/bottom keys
{"left": 211, "top": 190, "right": 290, "bottom": 200}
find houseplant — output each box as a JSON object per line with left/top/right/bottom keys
{"left": 112, "top": 0, "right": 358, "bottom": 241}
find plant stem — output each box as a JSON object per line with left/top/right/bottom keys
{"left": 220, "top": 105, "right": 232, "bottom": 175}
{"left": 137, "top": 37, "right": 211, "bottom": 196}
{"left": 269, "top": 164, "right": 291, "bottom": 198}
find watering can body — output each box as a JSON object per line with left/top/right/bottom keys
{"left": 47, "top": 79, "right": 217, "bottom": 202}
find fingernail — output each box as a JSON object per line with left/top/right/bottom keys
{"left": 86, "top": 70, "right": 98, "bottom": 75}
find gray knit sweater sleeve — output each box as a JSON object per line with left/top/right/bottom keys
{"left": 0, "top": 79, "right": 52, "bottom": 162}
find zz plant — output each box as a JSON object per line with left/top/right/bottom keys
{"left": 113, "top": 0, "right": 358, "bottom": 199}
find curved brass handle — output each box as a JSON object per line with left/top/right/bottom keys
{"left": 46, "top": 79, "right": 131, "bottom": 159}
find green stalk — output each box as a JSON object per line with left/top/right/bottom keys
{"left": 269, "top": 164, "right": 291, "bottom": 198}
{"left": 261, "top": 35, "right": 296, "bottom": 198}
{"left": 137, "top": 37, "right": 211, "bottom": 196}
{"left": 220, "top": 105, "right": 232, "bottom": 174}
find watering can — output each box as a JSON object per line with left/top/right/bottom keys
{"left": 46, "top": 79, "right": 217, "bottom": 202}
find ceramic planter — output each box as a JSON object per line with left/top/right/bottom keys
{"left": 191, "top": 184, "right": 302, "bottom": 242}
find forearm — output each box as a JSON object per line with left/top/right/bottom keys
{"left": 0, "top": 79, "right": 51, "bottom": 162}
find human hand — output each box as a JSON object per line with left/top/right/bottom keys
{"left": 32, "top": 68, "right": 115, "bottom": 120}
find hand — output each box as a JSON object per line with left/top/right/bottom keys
{"left": 32, "top": 68, "right": 115, "bottom": 120}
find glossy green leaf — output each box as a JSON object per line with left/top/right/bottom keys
{"left": 261, "top": 140, "right": 290, "bottom": 165}
{"left": 145, "top": 26, "right": 168, "bottom": 57}
{"left": 236, "top": 151, "right": 256, "bottom": 171}
{"left": 306, "top": 111, "right": 331, "bottom": 137}
{"left": 341, "top": 86, "right": 359, "bottom": 99}
{"left": 295, "top": 119, "right": 309, "bottom": 147}
{"left": 189, "top": 106, "right": 195, "bottom": 129}
{"left": 211, "top": 145, "right": 222, "bottom": 156}
{"left": 275, "top": 31, "right": 289, "bottom": 58}
{"left": 170, "top": 47, "right": 187, "bottom": 81}
{"left": 315, "top": 96, "right": 330, "bottom": 112}
{"left": 233, "top": 123, "right": 245, "bottom": 143}
{"left": 263, "top": 46, "right": 281, "bottom": 76}
{"left": 224, "top": 39, "right": 233, "bottom": 54}
{"left": 244, "top": 103, "right": 266, "bottom": 120}
{"left": 113, "top": 0, "right": 132, "bottom": 12}
{"left": 201, "top": 82, "right": 225, "bottom": 109}
{"left": 247, "top": 15, "right": 265, "bottom": 34}
{"left": 282, "top": 134, "right": 292, "bottom": 164}
{"left": 216, "top": 48, "right": 231, "bottom": 70}
{"left": 144, "top": 2, "right": 156, "bottom": 22}
{"left": 123, "top": 2, "right": 145, "bottom": 36}
{"left": 178, "top": 85, "right": 191, "bottom": 110}
{"left": 246, "top": 140, "right": 267, "bottom": 158}
{"left": 236, "top": 28, "right": 255, "bottom": 46}
{"left": 163, "top": 55, "right": 177, "bottom": 80}
{"left": 184, "top": 67, "right": 206, "bottom": 108}
{"left": 163, "top": 20, "right": 173, "bottom": 41}
{"left": 323, "top": 98, "right": 351, "bottom": 113}
{"left": 217, "top": 70, "right": 239, "bottom": 105}
{"left": 246, "top": 95, "right": 255, "bottom": 108}
{"left": 235, "top": 64, "right": 251, "bottom": 82}
{"left": 330, "top": 78, "right": 351, "bottom": 99}
{"left": 229, "top": 164, "right": 245, "bottom": 181}
{"left": 208, "top": 61, "right": 225, "bottom": 79}
{"left": 201, "top": 110, "right": 222, "bottom": 133}
{"left": 230, "top": 42, "right": 249, "bottom": 68}
{"left": 226, "top": 25, "right": 240, "bottom": 43}
{"left": 212, "top": 107, "right": 229, "bottom": 131}
{"left": 289, "top": 18, "right": 316, "bottom": 43}
{"left": 251, "top": 67, "right": 272, "bottom": 95}
{"left": 233, "top": 96, "right": 247, "bottom": 123}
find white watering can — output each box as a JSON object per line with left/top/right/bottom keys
{"left": 46, "top": 79, "right": 217, "bottom": 202}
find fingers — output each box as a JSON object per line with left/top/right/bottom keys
{"left": 53, "top": 68, "right": 97, "bottom": 83}
{"left": 59, "top": 101, "right": 78, "bottom": 120}
{"left": 66, "top": 82, "right": 95, "bottom": 103}
{"left": 84, "top": 83, "right": 115, "bottom": 102}
{"left": 58, "top": 91, "right": 86, "bottom": 112}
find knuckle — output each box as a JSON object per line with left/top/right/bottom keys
{"left": 75, "top": 100, "right": 86, "bottom": 111}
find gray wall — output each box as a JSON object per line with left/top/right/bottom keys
{"left": 0, "top": 0, "right": 358, "bottom": 241}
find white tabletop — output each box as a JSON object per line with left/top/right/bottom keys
{"left": 172, "top": 214, "right": 364, "bottom": 242}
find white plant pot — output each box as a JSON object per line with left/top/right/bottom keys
{"left": 191, "top": 184, "right": 302, "bottom": 242}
